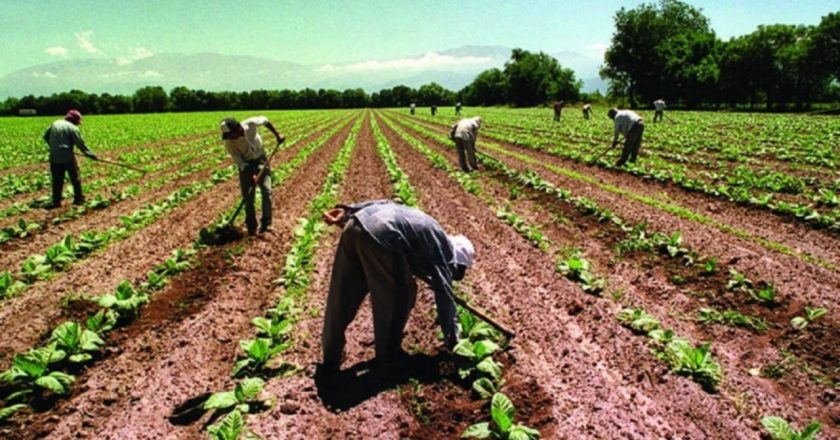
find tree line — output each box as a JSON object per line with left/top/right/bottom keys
{"left": 601, "top": 0, "right": 839, "bottom": 109}
{"left": 1, "top": 0, "right": 836, "bottom": 115}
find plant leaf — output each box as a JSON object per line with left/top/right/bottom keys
{"left": 461, "top": 422, "right": 492, "bottom": 439}
{"left": 235, "top": 377, "right": 265, "bottom": 402}
{"left": 204, "top": 391, "right": 238, "bottom": 410}
{"left": 761, "top": 416, "right": 796, "bottom": 440}
{"left": 491, "top": 393, "right": 515, "bottom": 433}
{"left": 0, "top": 403, "right": 26, "bottom": 421}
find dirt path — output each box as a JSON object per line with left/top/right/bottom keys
{"left": 6, "top": 116, "right": 360, "bottom": 440}
{"left": 0, "top": 123, "right": 338, "bottom": 366}
{"left": 245, "top": 112, "right": 431, "bottom": 439}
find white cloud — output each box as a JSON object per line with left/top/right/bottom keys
{"left": 46, "top": 46, "right": 68, "bottom": 57}
{"left": 116, "top": 47, "right": 155, "bottom": 65}
{"left": 139, "top": 70, "right": 162, "bottom": 78}
{"left": 99, "top": 69, "right": 162, "bottom": 79}
{"left": 75, "top": 30, "right": 104, "bottom": 54}
{"left": 586, "top": 42, "right": 610, "bottom": 58}
{"left": 33, "top": 71, "right": 58, "bottom": 79}
{"left": 319, "top": 52, "right": 493, "bottom": 72}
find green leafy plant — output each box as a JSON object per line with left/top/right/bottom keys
{"left": 0, "top": 271, "right": 25, "bottom": 299}
{"left": 663, "top": 340, "right": 722, "bottom": 392}
{"left": 0, "top": 344, "right": 74, "bottom": 401}
{"left": 556, "top": 254, "right": 606, "bottom": 295}
{"left": 50, "top": 321, "right": 105, "bottom": 363}
{"left": 726, "top": 269, "right": 753, "bottom": 292}
{"left": 791, "top": 307, "right": 827, "bottom": 330}
{"left": 751, "top": 284, "right": 778, "bottom": 304}
{"left": 617, "top": 308, "right": 661, "bottom": 334}
{"left": 462, "top": 393, "right": 540, "bottom": 439}
{"left": 93, "top": 280, "right": 149, "bottom": 320}
{"left": 761, "top": 416, "right": 821, "bottom": 440}
{"left": 85, "top": 309, "right": 118, "bottom": 335}
{"left": 701, "top": 257, "right": 718, "bottom": 275}
{"left": 0, "top": 403, "right": 27, "bottom": 421}
{"left": 453, "top": 339, "right": 503, "bottom": 382}
{"left": 206, "top": 409, "right": 263, "bottom": 440}
{"left": 251, "top": 315, "right": 293, "bottom": 343}
{"left": 232, "top": 338, "right": 290, "bottom": 377}
{"left": 697, "top": 308, "right": 768, "bottom": 332}
{"left": 204, "top": 378, "right": 268, "bottom": 414}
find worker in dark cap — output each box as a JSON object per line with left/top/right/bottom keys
{"left": 43, "top": 109, "right": 98, "bottom": 209}
{"left": 220, "top": 116, "right": 284, "bottom": 235}
{"left": 319, "top": 200, "right": 475, "bottom": 374}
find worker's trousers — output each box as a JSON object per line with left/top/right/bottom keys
{"left": 454, "top": 138, "right": 479, "bottom": 172}
{"left": 322, "top": 219, "right": 417, "bottom": 367}
{"left": 50, "top": 159, "right": 84, "bottom": 206}
{"left": 654, "top": 110, "right": 664, "bottom": 122}
{"left": 238, "top": 160, "right": 272, "bottom": 233}
{"left": 616, "top": 121, "right": 645, "bottom": 166}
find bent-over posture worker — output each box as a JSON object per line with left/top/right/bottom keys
{"left": 43, "top": 109, "right": 97, "bottom": 209}
{"left": 450, "top": 116, "right": 482, "bottom": 172}
{"left": 220, "top": 116, "right": 285, "bottom": 235}
{"left": 320, "top": 200, "right": 475, "bottom": 372}
{"left": 410, "top": 103, "right": 416, "bottom": 115}
{"left": 653, "top": 99, "right": 666, "bottom": 122}
{"left": 455, "top": 102, "right": 462, "bottom": 116}
{"left": 582, "top": 103, "right": 592, "bottom": 120}
{"left": 553, "top": 100, "right": 565, "bottom": 121}
{"left": 431, "top": 104, "right": 437, "bottom": 116}
{"left": 608, "top": 108, "right": 645, "bottom": 167}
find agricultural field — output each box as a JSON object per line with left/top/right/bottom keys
{"left": 0, "top": 107, "right": 837, "bottom": 439}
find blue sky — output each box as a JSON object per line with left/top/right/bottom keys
{"left": 2, "top": 0, "right": 838, "bottom": 77}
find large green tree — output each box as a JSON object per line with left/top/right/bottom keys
{"left": 601, "top": 0, "right": 717, "bottom": 106}
{"left": 504, "top": 49, "right": 580, "bottom": 107}
{"left": 461, "top": 68, "right": 508, "bottom": 106}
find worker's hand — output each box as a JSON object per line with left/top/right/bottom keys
{"left": 276, "top": 134, "right": 286, "bottom": 145}
{"left": 323, "top": 208, "right": 346, "bottom": 226}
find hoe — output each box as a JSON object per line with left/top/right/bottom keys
{"left": 75, "top": 153, "right": 147, "bottom": 174}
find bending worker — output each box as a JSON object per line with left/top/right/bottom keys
{"left": 220, "top": 116, "right": 284, "bottom": 235}
{"left": 43, "top": 109, "right": 97, "bottom": 209}
{"left": 450, "top": 116, "right": 482, "bottom": 172}
{"left": 582, "top": 103, "right": 592, "bottom": 120}
{"left": 320, "top": 200, "right": 475, "bottom": 373}
{"left": 653, "top": 98, "right": 666, "bottom": 123}
{"left": 608, "top": 108, "right": 645, "bottom": 167}
{"left": 553, "top": 100, "right": 564, "bottom": 121}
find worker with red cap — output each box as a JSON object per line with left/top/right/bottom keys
{"left": 43, "top": 110, "right": 98, "bottom": 209}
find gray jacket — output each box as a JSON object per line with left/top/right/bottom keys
{"left": 43, "top": 119, "right": 94, "bottom": 164}
{"left": 345, "top": 200, "right": 459, "bottom": 343}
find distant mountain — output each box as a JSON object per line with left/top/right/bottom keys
{"left": 0, "top": 45, "right": 607, "bottom": 98}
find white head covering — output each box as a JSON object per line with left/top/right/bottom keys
{"left": 448, "top": 234, "right": 475, "bottom": 267}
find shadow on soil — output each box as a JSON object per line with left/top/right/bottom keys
{"left": 314, "top": 352, "right": 460, "bottom": 413}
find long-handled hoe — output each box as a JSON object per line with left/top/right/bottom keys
{"left": 200, "top": 139, "right": 284, "bottom": 245}
{"left": 75, "top": 153, "right": 148, "bottom": 174}
{"left": 588, "top": 143, "right": 616, "bottom": 166}
{"left": 454, "top": 295, "right": 516, "bottom": 342}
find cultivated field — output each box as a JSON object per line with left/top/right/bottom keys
{"left": 0, "top": 107, "right": 837, "bottom": 439}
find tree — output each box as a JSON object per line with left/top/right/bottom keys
{"left": 133, "top": 86, "right": 169, "bottom": 113}
{"left": 461, "top": 68, "right": 508, "bottom": 106}
{"left": 808, "top": 12, "right": 840, "bottom": 83}
{"left": 504, "top": 49, "right": 580, "bottom": 106}
{"left": 601, "top": 0, "right": 717, "bottom": 106}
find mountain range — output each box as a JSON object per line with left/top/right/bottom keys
{"left": 0, "top": 45, "right": 607, "bottom": 99}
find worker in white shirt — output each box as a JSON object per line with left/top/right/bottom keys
{"left": 607, "top": 108, "right": 644, "bottom": 167}
{"left": 653, "top": 99, "right": 666, "bottom": 123}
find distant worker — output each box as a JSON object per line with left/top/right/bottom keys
{"left": 607, "top": 108, "right": 644, "bottom": 167}
{"left": 455, "top": 102, "right": 462, "bottom": 116}
{"left": 431, "top": 104, "right": 437, "bottom": 116}
{"left": 220, "top": 116, "right": 285, "bottom": 235}
{"left": 653, "top": 99, "right": 666, "bottom": 123}
{"left": 582, "top": 103, "right": 592, "bottom": 120}
{"left": 43, "top": 109, "right": 98, "bottom": 209}
{"left": 319, "top": 200, "right": 475, "bottom": 373}
{"left": 410, "top": 103, "right": 416, "bottom": 115}
{"left": 450, "top": 116, "right": 482, "bottom": 172}
{"left": 553, "top": 100, "right": 565, "bottom": 122}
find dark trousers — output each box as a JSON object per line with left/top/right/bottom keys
{"left": 454, "top": 138, "right": 478, "bottom": 172}
{"left": 322, "top": 220, "right": 417, "bottom": 367}
{"left": 553, "top": 112, "right": 561, "bottom": 121}
{"left": 50, "top": 160, "right": 83, "bottom": 205}
{"left": 238, "top": 161, "right": 272, "bottom": 233}
{"left": 654, "top": 110, "right": 664, "bottom": 122}
{"left": 616, "top": 121, "right": 645, "bottom": 166}
{"left": 583, "top": 110, "right": 590, "bottom": 120}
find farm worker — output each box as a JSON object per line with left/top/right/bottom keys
{"left": 553, "top": 100, "right": 564, "bottom": 121}
{"left": 320, "top": 200, "right": 475, "bottom": 372}
{"left": 410, "top": 102, "right": 416, "bottom": 115}
{"left": 220, "top": 116, "right": 285, "bottom": 235}
{"left": 607, "top": 108, "right": 645, "bottom": 167}
{"left": 582, "top": 103, "right": 592, "bottom": 120}
{"left": 450, "top": 117, "right": 482, "bottom": 172}
{"left": 455, "top": 102, "right": 462, "bottom": 116}
{"left": 43, "top": 109, "right": 98, "bottom": 209}
{"left": 431, "top": 104, "right": 437, "bottom": 116}
{"left": 653, "top": 99, "right": 666, "bottom": 122}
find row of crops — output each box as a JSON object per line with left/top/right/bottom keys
{"left": 0, "top": 108, "right": 835, "bottom": 439}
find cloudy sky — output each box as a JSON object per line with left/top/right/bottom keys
{"left": 2, "top": 0, "right": 838, "bottom": 78}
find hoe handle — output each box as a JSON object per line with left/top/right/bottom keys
{"left": 452, "top": 295, "right": 516, "bottom": 340}
{"left": 225, "top": 139, "right": 285, "bottom": 227}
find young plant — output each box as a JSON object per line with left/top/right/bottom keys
{"left": 617, "top": 308, "right": 661, "bottom": 334}
{"left": 250, "top": 315, "right": 293, "bottom": 343}
{"left": 761, "top": 416, "right": 821, "bottom": 440}
{"left": 701, "top": 257, "right": 718, "bottom": 275}
{"left": 0, "top": 403, "right": 27, "bottom": 421}
{"left": 751, "top": 283, "right": 778, "bottom": 305}
{"left": 453, "top": 339, "right": 503, "bottom": 382}
{"left": 203, "top": 377, "right": 268, "bottom": 414}
{"left": 697, "top": 308, "right": 768, "bottom": 332}
{"left": 0, "top": 271, "right": 25, "bottom": 299}
{"left": 458, "top": 308, "right": 502, "bottom": 342}
{"left": 93, "top": 280, "right": 149, "bottom": 321}
{"left": 791, "top": 307, "right": 827, "bottom": 330}
{"left": 232, "top": 338, "right": 290, "bottom": 377}
{"left": 0, "top": 344, "right": 74, "bottom": 401}
{"left": 206, "top": 409, "right": 263, "bottom": 440}
{"left": 85, "top": 309, "right": 118, "bottom": 335}
{"left": 462, "top": 392, "right": 540, "bottom": 439}
{"left": 664, "top": 340, "right": 722, "bottom": 392}
{"left": 50, "top": 321, "right": 105, "bottom": 363}
{"left": 556, "top": 254, "right": 606, "bottom": 295}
